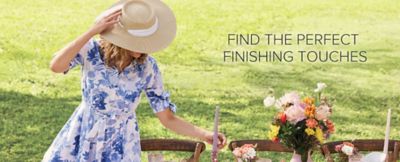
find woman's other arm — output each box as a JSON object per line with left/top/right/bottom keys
{"left": 156, "top": 109, "right": 227, "bottom": 149}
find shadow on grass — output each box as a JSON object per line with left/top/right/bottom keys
{"left": 0, "top": 89, "right": 248, "bottom": 162}
{"left": 0, "top": 89, "right": 81, "bottom": 161}
{"left": 1, "top": 67, "right": 398, "bottom": 161}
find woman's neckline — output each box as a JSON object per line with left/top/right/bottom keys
{"left": 99, "top": 51, "right": 137, "bottom": 75}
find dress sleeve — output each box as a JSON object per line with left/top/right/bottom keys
{"left": 144, "top": 57, "right": 177, "bottom": 114}
{"left": 63, "top": 39, "right": 94, "bottom": 74}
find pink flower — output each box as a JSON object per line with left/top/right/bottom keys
{"left": 232, "top": 148, "right": 242, "bottom": 157}
{"left": 335, "top": 144, "right": 342, "bottom": 152}
{"left": 232, "top": 144, "right": 257, "bottom": 160}
{"left": 315, "top": 105, "right": 331, "bottom": 120}
{"left": 275, "top": 92, "right": 301, "bottom": 109}
{"left": 284, "top": 104, "right": 306, "bottom": 124}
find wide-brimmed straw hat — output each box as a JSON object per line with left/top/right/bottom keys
{"left": 97, "top": 0, "right": 176, "bottom": 53}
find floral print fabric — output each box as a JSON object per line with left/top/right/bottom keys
{"left": 42, "top": 39, "right": 176, "bottom": 162}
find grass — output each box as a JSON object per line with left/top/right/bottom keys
{"left": 0, "top": 0, "right": 399, "bottom": 161}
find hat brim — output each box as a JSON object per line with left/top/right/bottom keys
{"left": 99, "top": 0, "right": 176, "bottom": 54}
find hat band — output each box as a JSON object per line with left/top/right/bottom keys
{"left": 119, "top": 18, "right": 159, "bottom": 37}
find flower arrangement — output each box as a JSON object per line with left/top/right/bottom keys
{"left": 335, "top": 142, "right": 358, "bottom": 156}
{"left": 232, "top": 144, "right": 257, "bottom": 161}
{"left": 265, "top": 83, "right": 335, "bottom": 161}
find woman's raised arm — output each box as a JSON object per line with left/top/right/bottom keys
{"left": 49, "top": 10, "right": 121, "bottom": 73}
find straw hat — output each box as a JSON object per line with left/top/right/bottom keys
{"left": 97, "top": 0, "right": 176, "bottom": 53}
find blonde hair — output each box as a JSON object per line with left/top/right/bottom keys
{"left": 99, "top": 40, "right": 147, "bottom": 72}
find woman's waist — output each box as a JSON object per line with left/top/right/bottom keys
{"left": 80, "top": 101, "right": 137, "bottom": 120}
{"left": 92, "top": 108, "right": 136, "bottom": 120}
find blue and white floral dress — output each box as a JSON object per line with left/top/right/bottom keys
{"left": 42, "top": 39, "right": 176, "bottom": 162}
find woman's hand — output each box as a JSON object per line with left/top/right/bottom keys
{"left": 156, "top": 109, "right": 227, "bottom": 150}
{"left": 88, "top": 10, "right": 121, "bottom": 35}
{"left": 203, "top": 131, "right": 227, "bottom": 150}
{"left": 50, "top": 9, "right": 121, "bottom": 73}
{"left": 50, "top": 10, "right": 120, "bottom": 73}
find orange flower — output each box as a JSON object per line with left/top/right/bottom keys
{"left": 276, "top": 112, "right": 283, "bottom": 119}
{"left": 306, "top": 118, "right": 318, "bottom": 128}
{"left": 305, "top": 105, "right": 316, "bottom": 118}
{"left": 276, "top": 112, "right": 287, "bottom": 124}
{"left": 326, "top": 119, "right": 335, "bottom": 133}
{"left": 303, "top": 97, "right": 315, "bottom": 105}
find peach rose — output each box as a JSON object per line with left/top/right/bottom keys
{"left": 306, "top": 118, "right": 318, "bottom": 128}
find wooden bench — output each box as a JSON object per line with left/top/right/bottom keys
{"left": 141, "top": 139, "right": 206, "bottom": 162}
{"left": 321, "top": 139, "right": 400, "bottom": 162}
{"left": 229, "top": 140, "right": 293, "bottom": 161}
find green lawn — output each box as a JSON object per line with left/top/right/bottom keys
{"left": 0, "top": 0, "right": 399, "bottom": 161}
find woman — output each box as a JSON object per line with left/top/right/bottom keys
{"left": 43, "top": 0, "right": 226, "bottom": 161}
